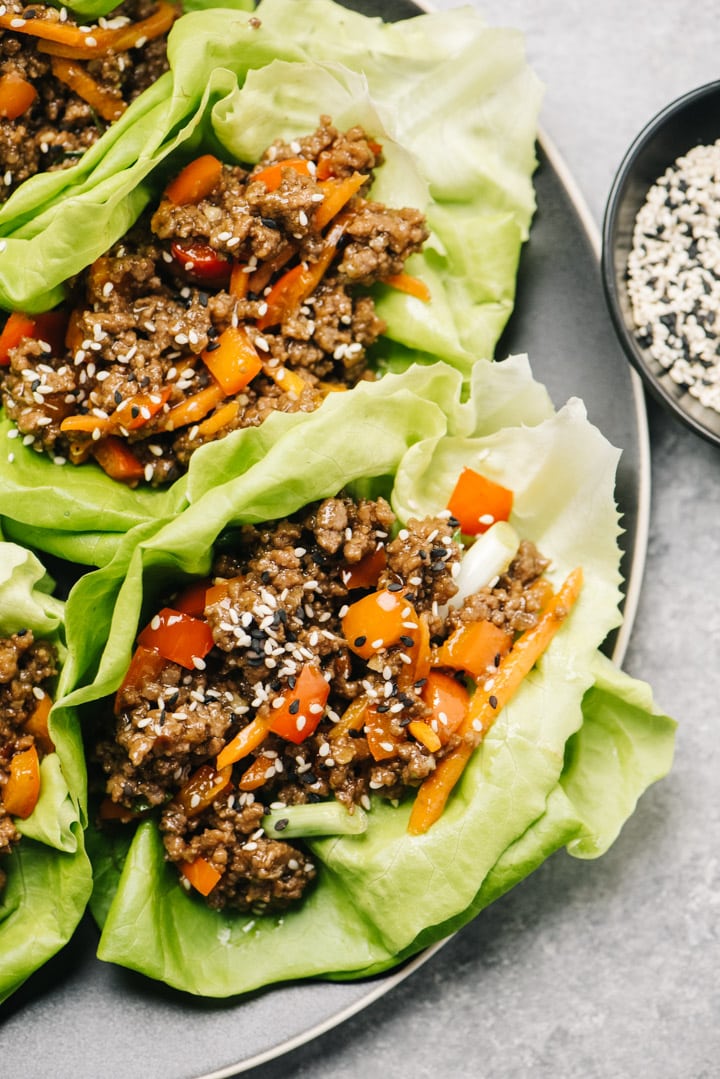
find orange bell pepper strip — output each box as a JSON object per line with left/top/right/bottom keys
{"left": 98, "top": 797, "right": 140, "bottom": 824}
{"left": 365, "top": 709, "right": 403, "bottom": 761}
{"left": 159, "top": 381, "right": 224, "bottom": 432}
{"left": 397, "top": 611, "right": 431, "bottom": 693}
{"left": 313, "top": 171, "right": 366, "bottom": 231}
{"left": 421, "top": 669, "right": 469, "bottom": 746}
{"left": 196, "top": 399, "right": 239, "bottom": 438}
{"left": 436, "top": 620, "right": 513, "bottom": 680}
{"left": 262, "top": 362, "right": 311, "bottom": 401}
{"left": 251, "top": 158, "right": 311, "bottom": 192}
{"left": 114, "top": 645, "right": 166, "bottom": 714}
{"left": 268, "top": 663, "right": 330, "bottom": 744}
{"left": 0, "top": 71, "right": 37, "bottom": 120}
{"left": 216, "top": 715, "right": 272, "bottom": 772}
{"left": 229, "top": 261, "right": 250, "bottom": 300}
{"left": 180, "top": 855, "right": 222, "bottom": 897}
{"left": 163, "top": 154, "right": 223, "bottom": 206}
{"left": 328, "top": 695, "right": 368, "bottom": 740}
{"left": 3, "top": 744, "right": 41, "bottom": 819}
{"left": 137, "top": 607, "right": 215, "bottom": 670}
{"left": 91, "top": 436, "right": 145, "bottom": 485}
{"left": 256, "top": 215, "right": 347, "bottom": 330}
{"left": 50, "top": 56, "right": 125, "bottom": 122}
{"left": 407, "top": 720, "right": 442, "bottom": 754}
{"left": 407, "top": 568, "right": 583, "bottom": 834}
{"left": 342, "top": 588, "right": 418, "bottom": 660}
{"left": 382, "top": 271, "right": 431, "bottom": 303}
{"left": 447, "top": 467, "right": 514, "bottom": 535}
{"left": 247, "top": 241, "right": 296, "bottom": 294}
{"left": 24, "top": 691, "right": 55, "bottom": 755}
{"left": 201, "top": 325, "right": 263, "bottom": 395}
{"left": 341, "top": 547, "right": 387, "bottom": 590}
{"left": 62, "top": 386, "right": 172, "bottom": 437}
{"left": 175, "top": 764, "right": 232, "bottom": 817}
{"left": 18, "top": 1, "right": 177, "bottom": 60}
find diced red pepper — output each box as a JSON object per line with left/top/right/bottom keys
{"left": 268, "top": 663, "right": 330, "bottom": 744}
{"left": 172, "top": 578, "right": 212, "bottom": 618}
{"left": 447, "top": 467, "right": 513, "bottom": 535}
{"left": 170, "top": 241, "right": 231, "bottom": 288}
{"left": 114, "top": 644, "right": 166, "bottom": 714}
{"left": 137, "top": 608, "right": 215, "bottom": 670}
{"left": 91, "top": 436, "right": 145, "bottom": 485}
{"left": 0, "top": 309, "right": 68, "bottom": 365}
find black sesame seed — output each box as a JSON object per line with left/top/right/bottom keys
{"left": 399, "top": 635, "right": 414, "bottom": 648}
{"left": 354, "top": 635, "right": 367, "bottom": 647}
{"left": 261, "top": 216, "right": 280, "bottom": 230}
{"left": 387, "top": 582, "right": 403, "bottom": 592}
{"left": 205, "top": 340, "right": 221, "bottom": 352}
{"left": 198, "top": 292, "right": 209, "bottom": 307}
{"left": 376, "top": 702, "right": 390, "bottom": 713}
{"left": 273, "top": 818, "right": 289, "bottom": 832}
{"left": 288, "top": 699, "right": 300, "bottom": 715}
{"left": 489, "top": 694, "right": 498, "bottom": 709}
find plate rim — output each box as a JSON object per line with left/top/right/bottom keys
{"left": 193, "top": 124, "right": 653, "bottom": 1079}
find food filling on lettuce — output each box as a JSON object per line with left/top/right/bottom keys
{"left": 93, "top": 479, "right": 581, "bottom": 914}
{"left": 0, "top": 118, "right": 428, "bottom": 485}
{"left": 0, "top": 0, "right": 178, "bottom": 198}
{"left": 0, "top": 627, "right": 58, "bottom": 891}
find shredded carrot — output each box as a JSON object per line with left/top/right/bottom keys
{"left": 181, "top": 855, "right": 222, "bottom": 897}
{"left": 50, "top": 56, "right": 125, "bottom": 122}
{"left": 262, "top": 362, "right": 310, "bottom": 400}
{"left": 408, "top": 568, "right": 584, "bottom": 835}
{"left": 238, "top": 754, "right": 274, "bottom": 791}
{"left": 341, "top": 547, "right": 387, "bottom": 591}
{"left": 251, "top": 158, "right": 311, "bottom": 192}
{"left": 408, "top": 719, "right": 442, "bottom": 754}
{"left": 256, "top": 216, "right": 347, "bottom": 330}
{"left": 175, "top": 764, "right": 232, "bottom": 817}
{"left": 0, "top": 71, "right": 37, "bottom": 120}
{"left": 313, "top": 171, "right": 366, "bottom": 231}
{"left": 159, "top": 381, "right": 224, "bottom": 431}
{"left": 196, "top": 399, "right": 239, "bottom": 438}
{"left": 216, "top": 715, "right": 272, "bottom": 771}
{"left": 23, "top": 1, "right": 177, "bottom": 61}
{"left": 247, "top": 242, "right": 296, "bottom": 294}
{"left": 383, "top": 271, "right": 431, "bottom": 303}
{"left": 365, "top": 709, "right": 403, "bottom": 761}
{"left": 229, "top": 261, "right": 249, "bottom": 300}
{"left": 164, "top": 154, "right": 223, "bottom": 207}
{"left": 328, "top": 695, "right": 368, "bottom": 740}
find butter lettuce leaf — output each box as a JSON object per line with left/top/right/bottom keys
{"left": 0, "top": 539, "right": 92, "bottom": 1003}
{"left": 60, "top": 355, "right": 674, "bottom": 996}
{"left": 0, "top": 0, "right": 541, "bottom": 564}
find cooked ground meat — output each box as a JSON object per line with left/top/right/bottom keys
{"left": 95, "top": 495, "right": 552, "bottom": 913}
{"left": 0, "top": 117, "right": 428, "bottom": 486}
{"left": 0, "top": 629, "right": 58, "bottom": 891}
{"left": 0, "top": 0, "right": 175, "bottom": 198}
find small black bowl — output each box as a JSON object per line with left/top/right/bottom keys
{"left": 601, "top": 79, "right": 720, "bottom": 447}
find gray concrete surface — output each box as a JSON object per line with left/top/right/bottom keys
{"left": 243, "top": 3, "right": 720, "bottom": 1076}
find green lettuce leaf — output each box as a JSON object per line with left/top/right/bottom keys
{"left": 0, "top": 538, "right": 92, "bottom": 1002}
{"left": 60, "top": 355, "right": 674, "bottom": 996}
{"left": 0, "top": 0, "right": 541, "bottom": 565}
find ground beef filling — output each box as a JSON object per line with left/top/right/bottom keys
{"left": 0, "top": 118, "right": 429, "bottom": 486}
{"left": 0, "top": 630, "right": 57, "bottom": 892}
{"left": 0, "top": 0, "right": 174, "bottom": 198}
{"left": 96, "top": 496, "right": 550, "bottom": 914}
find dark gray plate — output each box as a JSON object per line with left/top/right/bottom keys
{"left": 0, "top": 9, "right": 649, "bottom": 1078}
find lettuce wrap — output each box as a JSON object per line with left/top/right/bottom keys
{"left": 0, "top": 536, "right": 92, "bottom": 1004}
{"left": 59, "top": 355, "right": 675, "bottom": 996}
{"left": 0, "top": 0, "right": 542, "bottom": 567}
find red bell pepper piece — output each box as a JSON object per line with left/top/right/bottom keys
{"left": 137, "top": 608, "right": 215, "bottom": 670}
{"left": 269, "top": 663, "right": 330, "bottom": 743}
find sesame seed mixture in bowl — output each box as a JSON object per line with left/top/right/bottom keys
{"left": 0, "top": 0, "right": 177, "bottom": 198}
{"left": 0, "top": 118, "right": 428, "bottom": 486}
{"left": 602, "top": 78, "right": 720, "bottom": 446}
